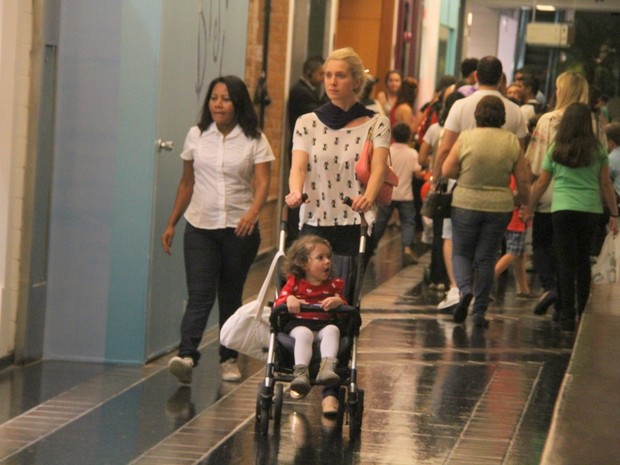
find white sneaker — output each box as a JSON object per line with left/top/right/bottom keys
{"left": 438, "top": 287, "right": 460, "bottom": 310}
{"left": 168, "top": 356, "right": 194, "bottom": 384}
{"left": 220, "top": 358, "right": 242, "bottom": 382}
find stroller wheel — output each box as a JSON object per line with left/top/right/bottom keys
{"left": 348, "top": 388, "right": 364, "bottom": 439}
{"left": 257, "top": 383, "right": 273, "bottom": 435}
{"left": 273, "top": 383, "right": 284, "bottom": 430}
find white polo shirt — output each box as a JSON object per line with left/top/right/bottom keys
{"left": 444, "top": 89, "right": 528, "bottom": 139}
{"left": 181, "top": 123, "right": 275, "bottom": 229}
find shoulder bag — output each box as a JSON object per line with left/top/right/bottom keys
{"left": 355, "top": 117, "right": 399, "bottom": 206}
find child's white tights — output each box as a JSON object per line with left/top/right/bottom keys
{"left": 289, "top": 324, "right": 340, "bottom": 366}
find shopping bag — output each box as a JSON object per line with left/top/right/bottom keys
{"left": 591, "top": 231, "right": 619, "bottom": 285}
{"left": 220, "top": 249, "right": 285, "bottom": 360}
{"left": 219, "top": 300, "right": 271, "bottom": 360}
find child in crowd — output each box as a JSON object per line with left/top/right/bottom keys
{"left": 495, "top": 175, "right": 533, "bottom": 298}
{"left": 370, "top": 122, "right": 422, "bottom": 265}
{"left": 274, "top": 235, "right": 345, "bottom": 402}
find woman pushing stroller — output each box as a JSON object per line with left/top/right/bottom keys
{"left": 274, "top": 235, "right": 344, "bottom": 397}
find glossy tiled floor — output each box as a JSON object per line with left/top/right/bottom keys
{"left": 0, "top": 230, "right": 574, "bottom": 464}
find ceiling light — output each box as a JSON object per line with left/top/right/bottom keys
{"left": 536, "top": 5, "right": 556, "bottom": 11}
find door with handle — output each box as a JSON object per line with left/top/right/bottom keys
{"left": 146, "top": 0, "right": 249, "bottom": 360}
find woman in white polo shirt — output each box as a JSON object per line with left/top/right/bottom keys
{"left": 162, "top": 75, "right": 274, "bottom": 385}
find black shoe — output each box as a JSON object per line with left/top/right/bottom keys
{"left": 453, "top": 293, "right": 473, "bottom": 324}
{"left": 472, "top": 313, "right": 489, "bottom": 328}
{"left": 533, "top": 290, "right": 557, "bottom": 315}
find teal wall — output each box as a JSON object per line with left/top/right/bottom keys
{"left": 105, "top": 1, "right": 162, "bottom": 363}
{"left": 44, "top": 0, "right": 249, "bottom": 364}
{"left": 440, "top": 0, "right": 461, "bottom": 77}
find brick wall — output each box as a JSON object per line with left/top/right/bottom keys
{"left": 245, "top": 0, "right": 289, "bottom": 254}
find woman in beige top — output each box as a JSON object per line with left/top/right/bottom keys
{"left": 442, "top": 95, "right": 530, "bottom": 328}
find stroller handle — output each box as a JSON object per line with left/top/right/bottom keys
{"left": 270, "top": 303, "right": 357, "bottom": 325}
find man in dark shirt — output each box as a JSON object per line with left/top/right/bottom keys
{"left": 286, "top": 56, "right": 326, "bottom": 245}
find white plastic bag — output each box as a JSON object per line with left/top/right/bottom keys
{"left": 592, "top": 231, "right": 619, "bottom": 285}
{"left": 219, "top": 300, "right": 271, "bottom": 360}
{"left": 220, "top": 249, "right": 285, "bottom": 360}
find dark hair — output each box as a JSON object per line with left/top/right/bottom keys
{"left": 605, "top": 122, "right": 620, "bottom": 146}
{"left": 435, "top": 74, "right": 456, "bottom": 93}
{"left": 438, "top": 91, "right": 465, "bottom": 126}
{"left": 197, "top": 75, "right": 260, "bottom": 139}
{"left": 520, "top": 76, "right": 540, "bottom": 96}
{"left": 303, "top": 56, "right": 324, "bottom": 78}
{"left": 395, "top": 77, "right": 418, "bottom": 106}
{"left": 392, "top": 122, "right": 411, "bottom": 143}
{"left": 384, "top": 69, "right": 402, "bottom": 84}
{"left": 476, "top": 56, "right": 503, "bottom": 86}
{"left": 460, "top": 58, "right": 479, "bottom": 78}
{"left": 283, "top": 235, "right": 332, "bottom": 279}
{"left": 552, "top": 102, "right": 600, "bottom": 168}
{"left": 474, "top": 95, "right": 506, "bottom": 128}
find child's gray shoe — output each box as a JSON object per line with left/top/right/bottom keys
{"left": 291, "top": 365, "right": 311, "bottom": 395}
{"left": 316, "top": 357, "right": 339, "bottom": 385}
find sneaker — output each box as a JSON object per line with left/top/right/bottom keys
{"left": 438, "top": 287, "right": 460, "bottom": 310}
{"left": 168, "top": 356, "right": 194, "bottom": 385}
{"left": 453, "top": 293, "right": 473, "bottom": 324}
{"left": 321, "top": 395, "right": 339, "bottom": 416}
{"left": 220, "top": 358, "right": 242, "bottom": 382}
{"left": 316, "top": 357, "right": 340, "bottom": 385}
{"left": 291, "top": 364, "right": 311, "bottom": 396}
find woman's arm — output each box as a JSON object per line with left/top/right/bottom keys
{"left": 441, "top": 141, "right": 460, "bottom": 179}
{"left": 600, "top": 164, "right": 619, "bottom": 234}
{"left": 285, "top": 149, "right": 309, "bottom": 207}
{"left": 512, "top": 154, "right": 532, "bottom": 207}
{"left": 161, "top": 160, "right": 194, "bottom": 255}
{"left": 236, "top": 161, "right": 272, "bottom": 237}
{"left": 418, "top": 140, "right": 432, "bottom": 168}
{"left": 520, "top": 170, "right": 552, "bottom": 223}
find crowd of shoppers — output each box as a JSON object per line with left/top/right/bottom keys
{"left": 161, "top": 43, "right": 620, "bottom": 419}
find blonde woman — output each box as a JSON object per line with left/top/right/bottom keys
{"left": 286, "top": 47, "right": 390, "bottom": 415}
{"left": 525, "top": 72, "right": 607, "bottom": 316}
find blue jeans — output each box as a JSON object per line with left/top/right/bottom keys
{"left": 451, "top": 207, "right": 511, "bottom": 315}
{"left": 373, "top": 200, "right": 416, "bottom": 249}
{"left": 179, "top": 223, "right": 260, "bottom": 366}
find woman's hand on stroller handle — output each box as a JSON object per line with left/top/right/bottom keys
{"left": 285, "top": 192, "right": 309, "bottom": 208}
{"left": 342, "top": 195, "right": 372, "bottom": 213}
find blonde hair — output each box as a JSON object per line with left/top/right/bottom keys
{"left": 555, "top": 71, "right": 589, "bottom": 110}
{"left": 326, "top": 47, "right": 367, "bottom": 98}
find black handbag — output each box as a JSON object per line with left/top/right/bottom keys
{"left": 421, "top": 179, "right": 454, "bottom": 219}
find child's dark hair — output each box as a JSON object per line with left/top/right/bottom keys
{"left": 283, "top": 235, "right": 332, "bottom": 279}
{"left": 552, "top": 102, "right": 601, "bottom": 168}
{"left": 392, "top": 122, "right": 411, "bottom": 143}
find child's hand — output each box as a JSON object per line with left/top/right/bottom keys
{"left": 287, "top": 296, "right": 302, "bottom": 313}
{"left": 320, "top": 296, "right": 344, "bottom": 311}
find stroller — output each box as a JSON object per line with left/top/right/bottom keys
{"left": 255, "top": 197, "right": 367, "bottom": 438}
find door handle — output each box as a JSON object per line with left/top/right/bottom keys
{"left": 156, "top": 139, "right": 175, "bottom": 152}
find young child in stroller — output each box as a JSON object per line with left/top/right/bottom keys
{"left": 273, "top": 235, "right": 345, "bottom": 401}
